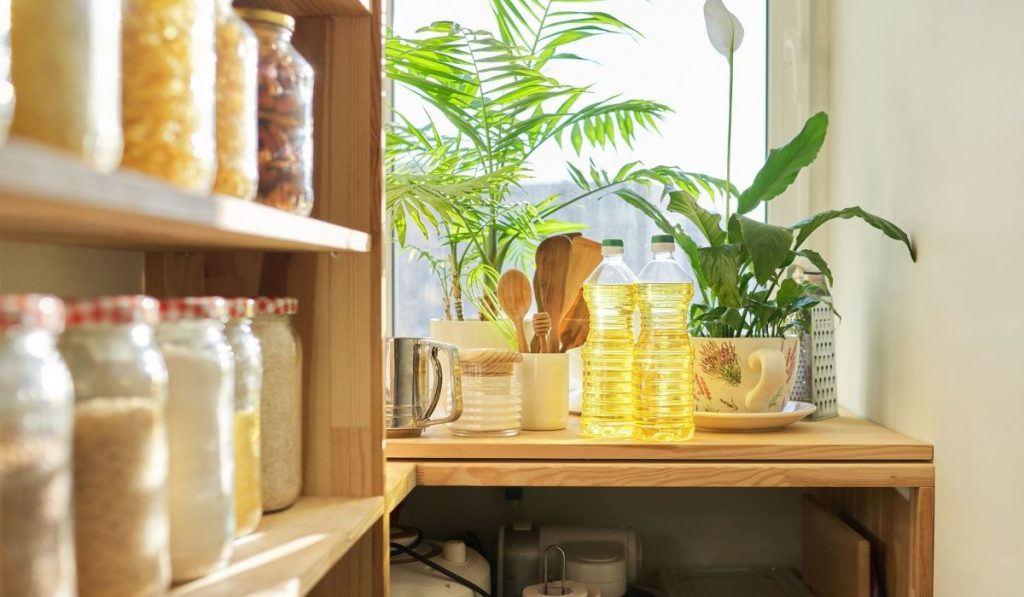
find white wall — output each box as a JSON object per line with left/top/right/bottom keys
{"left": 825, "top": 1, "right": 1024, "bottom": 594}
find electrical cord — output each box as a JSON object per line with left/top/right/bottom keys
{"left": 390, "top": 527, "right": 492, "bottom": 597}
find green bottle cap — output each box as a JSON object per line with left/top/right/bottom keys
{"left": 651, "top": 234, "right": 675, "bottom": 245}
{"left": 602, "top": 239, "right": 624, "bottom": 247}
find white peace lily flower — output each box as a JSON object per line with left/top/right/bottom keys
{"left": 704, "top": 0, "right": 745, "bottom": 59}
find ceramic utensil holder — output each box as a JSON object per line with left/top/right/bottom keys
{"left": 520, "top": 353, "right": 569, "bottom": 431}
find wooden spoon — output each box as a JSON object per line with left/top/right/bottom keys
{"left": 497, "top": 269, "right": 532, "bottom": 353}
{"left": 534, "top": 235, "right": 572, "bottom": 353}
{"left": 531, "top": 312, "right": 551, "bottom": 353}
{"left": 562, "top": 236, "right": 602, "bottom": 322}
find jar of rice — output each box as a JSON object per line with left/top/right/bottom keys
{"left": 60, "top": 295, "right": 170, "bottom": 597}
{"left": 251, "top": 296, "right": 302, "bottom": 511}
{"left": 0, "top": 295, "right": 75, "bottom": 597}
{"left": 156, "top": 297, "right": 235, "bottom": 581}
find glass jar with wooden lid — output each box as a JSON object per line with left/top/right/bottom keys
{"left": 121, "top": 0, "right": 217, "bottom": 193}
{"left": 238, "top": 8, "right": 315, "bottom": 216}
{"left": 214, "top": 0, "right": 259, "bottom": 200}
{"left": 10, "top": 0, "right": 122, "bottom": 171}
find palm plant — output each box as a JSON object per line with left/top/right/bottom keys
{"left": 386, "top": 0, "right": 694, "bottom": 319}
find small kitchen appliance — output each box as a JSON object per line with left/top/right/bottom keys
{"left": 390, "top": 527, "right": 491, "bottom": 597}
{"left": 386, "top": 337, "right": 463, "bottom": 437}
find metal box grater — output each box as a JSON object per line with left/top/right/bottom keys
{"left": 790, "top": 303, "right": 838, "bottom": 420}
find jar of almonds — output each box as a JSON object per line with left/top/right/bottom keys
{"left": 238, "top": 9, "right": 315, "bottom": 216}
{"left": 121, "top": 0, "right": 217, "bottom": 193}
{"left": 214, "top": 0, "right": 259, "bottom": 200}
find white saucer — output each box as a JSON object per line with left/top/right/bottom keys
{"left": 695, "top": 401, "right": 817, "bottom": 432}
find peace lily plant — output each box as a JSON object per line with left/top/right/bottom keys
{"left": 618, "top": 0, "right": 916, "bottom": 340}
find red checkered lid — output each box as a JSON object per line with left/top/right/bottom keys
{"left": 159, "top": 297, "right": 228, "bottom": 322}
{"left": 65, "top": 295, "right": 160, "bottom": 328}
{"left": 225, "top": 297, "right": 255, "bottom": 319}
{"left": 253, "top": 297, "right": 298, "bottom": 316}
{"left": 0, "top": 294, "right": 65, "bottom": 332}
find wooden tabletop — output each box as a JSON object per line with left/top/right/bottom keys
{"left": 386, "top": 413, "right": 932, "bottom": 462}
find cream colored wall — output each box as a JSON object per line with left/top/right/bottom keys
{"left": 824, "top": 1, "right": 1024, "bottom": 594}
{"left": 0, "top": 242, "right": 143, "bottom": 295}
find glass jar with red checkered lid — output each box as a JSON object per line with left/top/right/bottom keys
{"left": 224, "top": 297, "right": 263, "bottom": 537}
{"left": 0, "top": 294, "right": 76, "bottom": 597}
{"left": 251, "top": 296, "right": 302, "bottom": 511}
{"left": 155, "top": 296, "right": 236, "bottom": 581}
{"left": 60, "top": 294, "right": 171, "bottom": 596}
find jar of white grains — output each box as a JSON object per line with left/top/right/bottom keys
{"left": 225, "top": 298, "right": 263, "bottom": 537}
{"left": 61, "top": 296, "right": 171, "bottom": 596}
{"left": 0, "top": 295, "right": 75, "bottom": 597}
{"left": 156, "top": 297, "right": 235, "bottom": 581}
{"left": 251, "top": 296, "right": 302, "bottom": 511}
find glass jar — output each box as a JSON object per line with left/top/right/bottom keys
{"left": 0, "top": 295, "right": 75, "bottom": 597}
{"left": 61, "top": 296, "right": 171, "bottom": 597}
{"left": 213, "top": 0, "right": 258, "bottom": 200}
{"left": 156, "top": 297, "right": 235, "bottom": 581}
{"left": 251, "top": 297, "right": 302, "bottom": 511}
{"left": 10, "top": 0, "right": 122, "bottom": 171}
{"left": 0, "top": 1, "right": 13, "bottom": 146}
{"left": 122, "top": 0, "right": 216, "bottom": 193}
{"left": 239, "top": 9, "right": 315, "bottom": 216}
{"left": 225, "top": 298, "right": 262, "bottom": 536}
{"left": 448, "top": 349, "right": 523, "bottom": 438}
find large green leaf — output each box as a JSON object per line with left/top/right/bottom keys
{"left": 735, "top": 216, "right": 794, "bottom": 285}
{"left": 667, "top": 190, "right": 727, "bottom": 246}
{"left": 791, "top": 206, "right": 917, "bottom": 261}
{"left": 698, "top": 244, "right": 742, "bottom": 308}
{"left": 737, "top": 112, "right": 828, "bottom": 214}
{"left": 614, "top": 189, "right": 706, "bottom": 291}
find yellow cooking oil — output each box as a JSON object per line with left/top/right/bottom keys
{"left": 233, "top": 408, "right": 262, "bottom": 536}
{"left": 581, "top": 282, "right": 637, "bottom": 438}
{"left": 633, "top": 282, "right": 695, "bottom": 441}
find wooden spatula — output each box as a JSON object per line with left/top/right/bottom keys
{"left": 562, "top": 236, "right": 602, "bottom": 322}
{"left": 534, "top": 235, "right": 572, "bottom": 352}
{"left": 497, "top": 269, "right": 532, "bottom": 353}
{"left": 559, "top": 290, "right": 590, "bottom": 352}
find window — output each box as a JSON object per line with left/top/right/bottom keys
{"left": 389, "top": 0, "right": 767, "bottom": 336}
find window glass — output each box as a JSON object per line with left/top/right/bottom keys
{"left": 391, "top": 0, "right": 767, "bottom": 336}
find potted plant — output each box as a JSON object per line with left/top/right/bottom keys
{"left": 611, "top": 0, "right": 917, "bottom": 413}
{"left": 385, "top": 0, "right": 723, "bottom": 346}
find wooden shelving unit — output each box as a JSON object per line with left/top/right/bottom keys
{"left": 387, "top": 413, "right": 935, "bottom": 596}
{"left": 0, "top": 0, "right": 385, "bottom": 594}
{"left": 0, "top": 140, "right": 370, "bottom": 252}
{"left": 170, "top": 497, "right": 384, "bottom": 597}
{"left": 385, "top": 462, "right": 416, "bottom": 514}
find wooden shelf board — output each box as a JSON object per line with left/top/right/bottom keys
{"left": 0, "top": 139, "right": 371, "bottom": 252}
{"left": 234, "top": 0, "right": 370, "bottom": 17}
{"left": 408, "top": 461, "right": 935, "bottom": 488}
{"left": 170, "top": 496, "right": 383, "bottom": 597}
{"left": 386, "top": 413, "right": 933, "bottom": 462}
{"left": 385, "top": 462, "right": 417, "bottom": 513}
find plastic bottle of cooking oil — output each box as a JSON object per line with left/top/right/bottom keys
{"left": 634, "top": 235, "right": 696, "bottom": 441}
{"left": 581, "top": 239, "right": 638, "bottom": 438}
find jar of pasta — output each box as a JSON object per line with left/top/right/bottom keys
{"left": 10, "top": 0, "right": 122, "bottom": 171}
{"left": 0, "top": 295, "right": 75, "bottom": 597}
{"left": 225, "top": 298, "right": 263, "bottom": 536}
{"left": 238, "top": 9, "right": 315, "bottom": 216}
{"left": 122, "top": 0, "right": 216, "bottom": 193}
{"left": 251, "top": 297, "right": 302, "bottom": 511}
{"left": 214, "top": 0, "right": 258, "bottom": 200}
{"left": 156, "top": 297, "right": 235, "bottom": 581}
{"left": 61, "top": 296, "right": 171, "bottom": 596}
